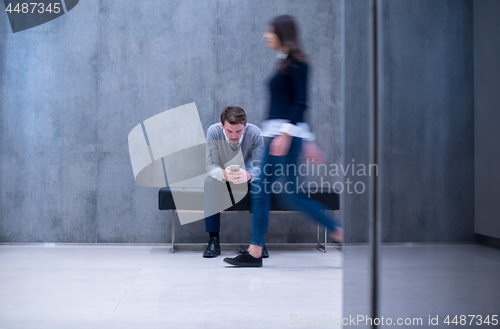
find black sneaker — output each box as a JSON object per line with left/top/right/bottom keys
{"left": 203, "top": 237, "right": 221, "bottom": 258}
{"left": 224, "top": 251, "right": 262, "bottom": 267}
{"left": 262, "top": 244, "right": 269, "bottom": 258}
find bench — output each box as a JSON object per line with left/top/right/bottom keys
{"left": 158, "top": 186, "right": 340, "bottom": 253}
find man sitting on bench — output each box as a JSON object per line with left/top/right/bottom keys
{"left": 203, "top": 106, "right": 268, "bottom": 258}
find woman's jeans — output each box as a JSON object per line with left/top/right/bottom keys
{"left": 250, "top": 136, "right": 340, "bottom": 247}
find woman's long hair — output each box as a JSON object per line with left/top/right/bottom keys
{"left": 270, "top": 15, "right": 308, "bottom": 74}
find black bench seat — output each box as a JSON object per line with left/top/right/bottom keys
{"left": 158, "top": 187, "right": 340, "bottom": 252}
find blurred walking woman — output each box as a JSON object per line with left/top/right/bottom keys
{"left": 224, "top": 15, "right": 343, "bottom": 267}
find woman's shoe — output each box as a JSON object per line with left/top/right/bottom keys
{"left": 238, "top": 244, "right": 269, "bottom": 258}
{"left": 224, "top": 251, "right": 262, "bottom": 267}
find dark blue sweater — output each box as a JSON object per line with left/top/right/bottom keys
{"left": 266, "top": 59, "right": 308, "bottom": 125}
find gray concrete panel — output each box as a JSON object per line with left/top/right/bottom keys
{"left": 0, "top": 0, "right": 100, "bottom": 242}
{"left": 381, "top": 0, "right": 474, "bottom": 243}
{"left": 342, "top": 0, "right": 371, "bottom": 243}
{"left": 474, "top": 0, "right": 500, "bottom": 240}
{"left": 343, "top": 0, "right": 474, "bottom": 243}
{"left": 1, "top": 0, "right": 342, "bottom": 243}
{"left": 95, "top": 0, "right": 217, "bottom": 242}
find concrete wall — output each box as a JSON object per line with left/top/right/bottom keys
{"left": 474, "top": 0, "right": 500, "bottom": 240}
{"left": 1, "top": 0, "right": 101, "bottom": 242}
{"left": 342, "top": 0, "right": 371, "bottom": 244}
{"left": 0, "top": 0, "right": 342, "bottom": 243}
{"left": 1, "top": 0, "right": 475, "bottom": 244}
{"left": 343, "top": 0, "right": 474, "bottom": 244}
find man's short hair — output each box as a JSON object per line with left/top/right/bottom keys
{"left": 221, "top": 106, "right": 247, "bottom": 125}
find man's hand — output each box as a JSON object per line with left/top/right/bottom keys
{"left": 245, "top": 170, "right": 252, "bottom": 182}
{"left": 222, "top": 167, "right": 232, "bottom": 182}
{"left": 224, "top": 167, "right": 251, "bottom": 184}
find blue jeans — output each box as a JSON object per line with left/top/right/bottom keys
{"left": 203, "top": 176, "right": 227, "bottom": 232}
{"left": 250, "top": 136, "right": 340, "bottom": 247}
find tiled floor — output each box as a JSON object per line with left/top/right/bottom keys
{"left": 0, "top": 244, "right": 342, "bottom": 329}
{"left": 343, "top": 244, "right": 500, "bottom": 328}
{"left": 1, "top": 243, "right": 498, "bottom": 329}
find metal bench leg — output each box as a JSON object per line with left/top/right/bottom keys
{"left": 324, "top": 224, "right": 327, "bottom": 253}
{"left": 171, "top": 210, "right": 176, "bottom": 253}
{"left": 317, "top": 222, "right": 326, "bottom": 253}
{"left": 317, "top": 222, "right": 319, "bottom": 248}
{"left": 316, "top": 211, "right": 328, "bottom": 253}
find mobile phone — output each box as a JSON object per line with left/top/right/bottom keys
{"left": 230, "top": 165, "right": 240, "bottom": 171}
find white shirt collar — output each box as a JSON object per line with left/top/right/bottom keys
{"left": 221, "top": 123, "right": 245, "bottom": 144}
{"left": 276, "top": 52, "right": 288, "bottom": 60}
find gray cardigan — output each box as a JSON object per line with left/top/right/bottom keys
{"left": 205, "top": 123, "right": 264, "bottom": 182}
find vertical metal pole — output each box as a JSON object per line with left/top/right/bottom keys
{"left": 324, "top": 224, "right": 328, "bottom": 253}
{"left": 369, "top": 0, "right": 383, "bottom": 327}
{"left": 171, "top": 210, "right": 176, "bottom": 253}
{"left": 317, "top": 222, "right": 320, "bottom": 246}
